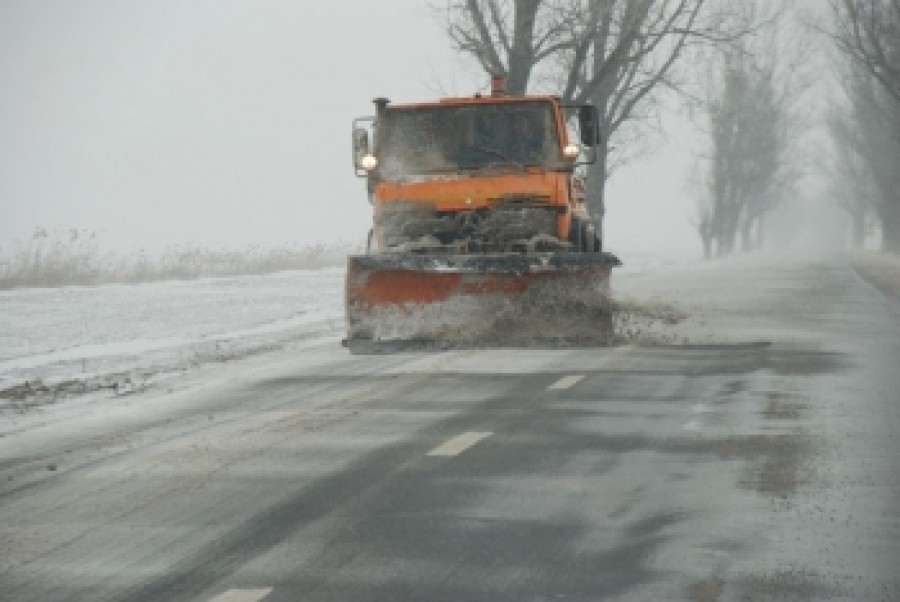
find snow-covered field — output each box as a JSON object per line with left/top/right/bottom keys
{"left": 0, "top": 267, "right": 346, "bottom": 410}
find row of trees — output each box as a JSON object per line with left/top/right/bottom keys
{"left": 696, "top": 52, "right": 786, "bottom": 257}
{"left": 694, "top": 2, "right": 800, "bottom": 258}
{"left": 828, "top": 0, "right": 900, "bottom": 252}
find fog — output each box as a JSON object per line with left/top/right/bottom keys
{"left": 0, "top": 0, "right": 456, "bottom": 252}
{"left": 0, "top": 1, "right": 828, "bottom": 259}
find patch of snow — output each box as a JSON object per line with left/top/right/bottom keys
{"left": 0, "top": 268, "right": 346, "bottom": 406}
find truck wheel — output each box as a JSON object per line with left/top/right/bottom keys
{"left": 582, "top": 222, "right": 593, "bottom": 253}
{"left": 584, "top": 222, "right": 600, "bottom": 253}
{"left": 569, "top": 218, "right": 583, "bottom": 251}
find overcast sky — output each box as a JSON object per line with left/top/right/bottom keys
{"left": 0, "top": 0, "right": 705, "bottom": 257}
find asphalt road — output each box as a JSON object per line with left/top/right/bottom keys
{"left": 1, "top": 256, "right": 899, "bottom": 601}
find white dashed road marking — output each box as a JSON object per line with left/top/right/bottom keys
{"left": 428, "top": 431, "right": 493, "bottom": 457}
{"left": 208, "top": 588, "right": 273, "bottom": 602}
{"left": 548, "top": 374, "right": 584, "bottom": 390}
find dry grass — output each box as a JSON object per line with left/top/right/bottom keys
{"left": 0, "top": 229, "right": 358, "bottom": 290}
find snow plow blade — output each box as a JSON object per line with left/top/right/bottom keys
{"left": 345, "top": 252, "right": 621, "bottom": 346}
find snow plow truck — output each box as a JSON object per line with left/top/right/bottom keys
{"left": 346, "top": 75, "right": 621, "bottom": 345}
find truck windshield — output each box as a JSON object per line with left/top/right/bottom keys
{"left": 375, "top": 101, "right": 562, "bottom": 179}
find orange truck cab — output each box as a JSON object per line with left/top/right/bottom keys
{"left": 352, "top": 76, "right": 604, "bottom": 255}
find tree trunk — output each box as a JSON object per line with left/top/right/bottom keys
{"left": 714, "top": 201, "right": 739, "bottom": 257}
{"left": 506, "top": 0, "right": 540, "bottom": 95}
{"left": 585, "top": 137, "right": 608, "bottom": 246}
{"left": 850, "top": 210, "right": 866, "bottom": 249}
{"left": 882, "top": 200, "right": 900, "bottom": 252}
{"left": 717, "top": 229, "right": 735, "bottom": 257}
{"left": 716, "top": 209, "right": 739, "bottom": 256}
{"left": 740, "top": 218, "right": 753, "bottom": 252}
{"left": 701, "top": 232, "right": 712, "bottom": 259}
{"left": 581, "top": 13, "right": 615, "bottom": 248}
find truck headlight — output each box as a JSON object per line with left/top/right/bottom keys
{"left": 361, "top": 154, "right": 378, "bottom": 171}
{"left": 563, "top": 144, "right": 580, "bottom": 159}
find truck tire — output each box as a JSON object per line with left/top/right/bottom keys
{"left": 584, "top": 222, "right": 601, "bottom": 253}
{"left": 569, "top": 218, "right": 584, "bottom": 252}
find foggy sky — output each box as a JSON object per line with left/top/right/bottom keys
{"left": 0, "top": 1, "right": 702, "bottom": 256}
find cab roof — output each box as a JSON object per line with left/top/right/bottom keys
{"left": 386, "top": 95, "right": 560, "bottom": 110}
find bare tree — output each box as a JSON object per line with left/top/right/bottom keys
{"left": 829, "top": 0, "right": 900, "bottom": 251}
{"left": 830, "top": 0, "right": 900, "bottom": 104}
{"left": 697, "top": 5, "right": 800, "bottom": 257}
{"left": 692, "top": 200, "right": 715, "bottom": 258}
{"left": 825, "top": 69, "right": 881, "bottom": 248}
{"left": 705, "top": 61, "right": 780, "bottom": 254}
{"left": 446, "top": 0, "right": 743, "bottom": 244}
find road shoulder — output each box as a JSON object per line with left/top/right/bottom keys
{"left": 849, "top": 251, "right": 900, "bottom": 299}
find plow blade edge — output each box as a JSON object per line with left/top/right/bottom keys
{"left": 345, "top": 252, "right": 621, "bottom": 344}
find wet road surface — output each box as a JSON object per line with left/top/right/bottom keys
{"left": 1, "top": 256, "right": 899, "bottom": 601}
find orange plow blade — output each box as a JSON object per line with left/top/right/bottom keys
{"left": 344, "top": 253, "right": 621, "bottom": 345}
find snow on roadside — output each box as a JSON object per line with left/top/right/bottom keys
{"left": 0, "top": 250, "right": 710, "bottom": 413}
{"left": 0, "top": 267, "right": 346, "bottom": 410}
{"left": 849, "top": 251, "right": 900, "bottom": 299}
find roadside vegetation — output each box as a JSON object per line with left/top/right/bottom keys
{"left": 0, "top": 228, "right": 354, "bottom": 290}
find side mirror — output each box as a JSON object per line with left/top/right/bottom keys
{"left": 352, "top": 127, "right": 370, "bottom": 171}
{"left": 578, "top": 105, "right": 601, "bottom": 148}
